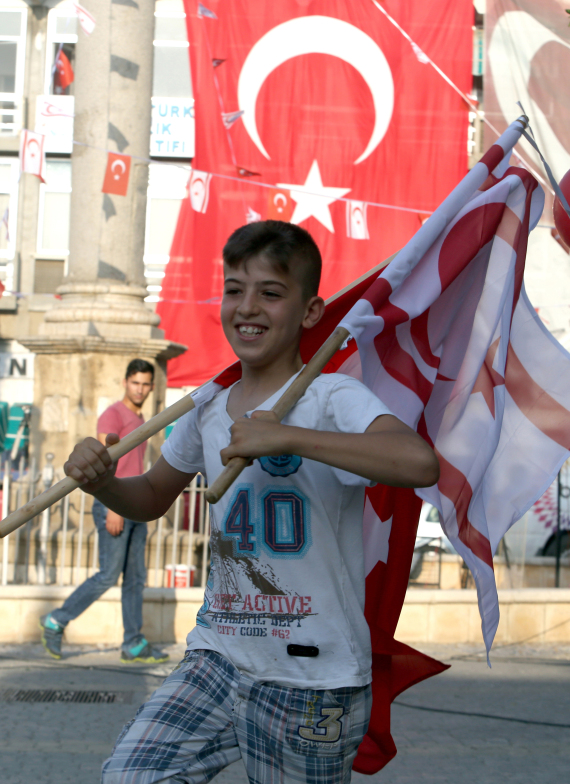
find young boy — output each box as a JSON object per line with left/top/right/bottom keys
{"left": 64, "top": 221, "right": 439, "bottom": 784}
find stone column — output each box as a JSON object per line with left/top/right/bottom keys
{"left": 21, "top": 0, "right": 186, "bottom": 471}
{"left": 45, "top": 0, "right": 160, "bottom": 337}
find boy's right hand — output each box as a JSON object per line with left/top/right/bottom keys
{"left": 64, "top": 434, "right": 119, "bottom": 494}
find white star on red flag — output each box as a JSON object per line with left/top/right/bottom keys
{"left": 277, "top": 160, "right": 350, "bottom": 233}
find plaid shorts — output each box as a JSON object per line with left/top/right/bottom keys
{"left": 101, "top": 649, "right": 371, "bottom": 784}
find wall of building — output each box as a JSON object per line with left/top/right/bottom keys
{"left": 1, "top": 586, "right": 569, "bottom": 646}
{"left": 0, "top": 0, "right": 193, "bottom": 411}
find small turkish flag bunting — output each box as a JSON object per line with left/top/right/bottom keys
{"left": 346, "top": 200, "right": 369, "bottom": 240}
{"left": 198, "top": 3, "right": 217, "bottom": 19}
{"left": 1, "top": 207, "right": 9, "bottom": 243}
{"left": 189, "top": 169, "right": 212, "bottom": 213}
{"left": 73, "top": 3, "right": 96, "bottom": 35}
{"left": 54, "top": 49, "right": 74, "bottom": 91}
{"left": 102, "top": 152, "right": 131, "bottom": 196}
{"left": 237, "top": 167, "right": 260, "bottom": 178}
{"left": 267, "top": 188, "right": 293, "bottom": 222}
{"left": 19, "top": 130, "right": 46, "bottom": 182}
{"left": 222, "top": 110, "right": 244, "bottom": 129}
{"left": 245, "top": 206, "right": 261, "bottom": 223}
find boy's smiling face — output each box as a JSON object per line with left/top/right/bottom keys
{"left": 221, "top": 253, "right": 323, "bottom": 371}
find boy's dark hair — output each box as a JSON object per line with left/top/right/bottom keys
{"left": 125, "top": 359, "right": 154, "bottom": 380}
{"left": 222, "top": 220, "right": 322, "bottom": 298}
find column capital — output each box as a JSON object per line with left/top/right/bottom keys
{"left": 19, "top": 335, "right": 187, "bottom": 361}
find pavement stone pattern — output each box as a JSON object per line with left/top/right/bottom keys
{"left": 0, "top": 642, "right": 569, "bottom": 783}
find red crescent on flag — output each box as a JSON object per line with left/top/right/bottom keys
{"left": 26, "top": 138, "right": 40, "bottom": 158}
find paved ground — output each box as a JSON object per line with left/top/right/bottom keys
{"left": 0, "top": 641, "right": 569, "bottom": 783}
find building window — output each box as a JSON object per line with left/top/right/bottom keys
{"left": 0, "top": 156, "right": 19, "bottom": 294}
{"left": 154, "top": 0, "right": 191, "bottom": 98}
{"left": 152, "top": 0, "right": 194, "bottom": 158}
{"left": 0, "top": 5, "right": 27, "bottom": 136}
{"left": 37, "top": 160, "right": 72, "bottom": 259}
{"left": 33, "top": 259, "right": 65, "bottom": 295}
{"left": 44, "top": 2, "right": 78, "bottom": 96}
{"left": 144, "top": 163, "right": 189, "bottom": 302}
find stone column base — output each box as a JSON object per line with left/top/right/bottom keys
{"left": 19, "top": 335, "right": 187, "bottom": 474}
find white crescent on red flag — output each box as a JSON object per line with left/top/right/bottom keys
{"left": 101, "top": 152, "right": 131, "bottom": 196}
{"left": 267, "top": 188, "right": 293, "bottom": 222}
{"left": 158, "top": 0, "right": 473, "bottom": 386}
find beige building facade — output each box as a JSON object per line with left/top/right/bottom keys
{"left": 0, "top": 0, "right": 193, "bottom": 468}
{"left": 0, "top": 0, "right": 194, "bottom": 420}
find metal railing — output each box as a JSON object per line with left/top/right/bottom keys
{"left": 0, "top": 463, "right": 211, "bottom": 590}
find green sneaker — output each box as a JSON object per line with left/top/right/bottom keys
{"left": 121, "top": 638, "right": 169, "bottom": 664}
{"left": 39, "top": 613, "right": 64, "bottom": 659}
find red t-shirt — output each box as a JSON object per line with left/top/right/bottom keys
{"left": 98, "top": 401, "right": 146, "bottom": 478}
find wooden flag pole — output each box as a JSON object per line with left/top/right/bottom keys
{"left": 0, "top": 391, "right": 200, "bottom": 538}
{"left": 204, "top": 325, "right": 350, "bottom": 504}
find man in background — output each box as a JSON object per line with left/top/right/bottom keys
{"left": 39, "top": 359, "right": 169, "bottom": 664}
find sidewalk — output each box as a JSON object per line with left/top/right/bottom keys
{"left": 0, "top": 642, "right": 568, "bottom": 783}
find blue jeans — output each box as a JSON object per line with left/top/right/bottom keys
{"left": 51, "top": 499, "right": 148, "bottom": 648}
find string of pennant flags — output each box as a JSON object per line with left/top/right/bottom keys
{"left": 18, "top": 128, "right": 437, "bottom": 242}
{"left": 14, "top": 117, "right": 567, "bottom": 265}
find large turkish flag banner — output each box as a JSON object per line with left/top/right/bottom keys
{"left": 159, "top": 0, "right": 473, "bottom": 386}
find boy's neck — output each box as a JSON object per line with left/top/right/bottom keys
{"left": 228, "top": 352, "right": 303, "bottom": 419}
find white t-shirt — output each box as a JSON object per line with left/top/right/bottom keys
{"left": 162, "top": 372, "right": 393, "bottom": 689}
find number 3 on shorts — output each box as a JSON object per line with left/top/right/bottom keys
{"left": 298, "top": 707, "right": 345, "bottom": 743}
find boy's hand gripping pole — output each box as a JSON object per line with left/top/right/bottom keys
{"left": 204, "top": 326, "right": 351, "bottom": 505}
{"left": 0, "top": 392, "right": 200, "bottom": 538}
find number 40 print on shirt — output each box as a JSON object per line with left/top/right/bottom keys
{"left": 221, "top": 484, "right": 311, "bottom": 559}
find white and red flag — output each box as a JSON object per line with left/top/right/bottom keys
{"left": 189, "top": 169, "right": 212, "bottom": 213}
{"left": 485, "top": 0, "right": 570, "bottom": 184}
{"left": 1, "top": 207, "right": 9, "bottom": 243}
{"left": 19, "top": 130, "right": 46, "bottom": 183}
{"left": 245, "top": 206, "right": 261, "bottom": 224}
{"left": 185, "top": 118, "right": 566, "bottom": 773}
{"left": 73, "top": 3, "right": 96, "bottom": 36}
{"left": 158, "top": 0, "right": 473, "bottom": 386}
{"left": 346, "top": 200, "right": 369, "bottom": 239}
